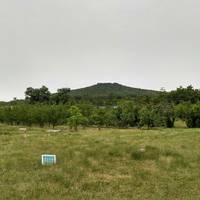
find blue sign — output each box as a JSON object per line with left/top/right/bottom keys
{"left": 41, "top": 154, "right": 56, "bottom": 165}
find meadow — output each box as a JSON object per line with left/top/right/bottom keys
{"left": 1, "top": 124, "right": 200, "bottom": 200}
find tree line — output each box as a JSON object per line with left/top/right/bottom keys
{"left": 0, "top": 100, "right": 200, "bottom": 130}
{"left": 0, "top": 85, "right": 200, "bottom": 130}
{"left": 23, "top": 85, "right": 200, "bottom": 105}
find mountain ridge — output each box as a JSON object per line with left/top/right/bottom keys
{"left": 70, "top": 82, "right": 158, "bottom": 97}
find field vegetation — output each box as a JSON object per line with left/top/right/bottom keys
{"left": 0, "top": 84, "right": 200, "bottom": 130}
{"left": 1, "top": 83, "right": 200, "bottom": 199}
{"left": 1, "top": 125, "right": 200, "bottom": 199}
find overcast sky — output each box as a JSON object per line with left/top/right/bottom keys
{"left": 1, "top": 0, "right": 200, "bottom": 100}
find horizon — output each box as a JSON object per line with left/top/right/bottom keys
{"left": 0, "top": 82, "right": 198, "bottom": 102}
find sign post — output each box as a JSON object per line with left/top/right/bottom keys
{"left": 41, "top": 154, "right": 56, "bottom": 165}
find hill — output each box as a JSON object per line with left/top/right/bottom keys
{"left": 70, "top": 83, "right": 158, "bottom": 97}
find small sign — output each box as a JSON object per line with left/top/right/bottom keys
{"left": 41, "top": 154, "right": 56, "bottom": 165}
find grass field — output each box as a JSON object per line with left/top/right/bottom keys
{"left": 1, "top": 125, "right": 200, "bottom": 200}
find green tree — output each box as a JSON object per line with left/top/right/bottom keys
{"left": 25, "top": 86, "right": 51, "bottom": 103}
{"left": 68, "top": 106, "right": 86, "bottom": 131}
{"left": 156, "top": 103, "right": 175, "bottom": 128}
{"left": 175, "top": 103, "right": 200, "bottom": 128}
{"left": 51, "top": 88, "right": 71, "bottom": 104}
{"left": 167, "top": 85, "right": 200, "bottom": 104}
{"left": 104, "top": 108, "right": 118, "bottom": 127}
{"left": 47, "top": 105, "right": 68, "bottom": 128}
{"left": 139, "top": 107, "right": 160, "bottom": 129}
{"left": 32, "top": 105, "right": 49, "bottom": 127}
{"left": 115, "top": 101, "right": 139, "bottom": 128}
{"left": 91, "top": 109, "right": 106, "bottom": 130}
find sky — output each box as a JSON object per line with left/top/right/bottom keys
{"left": 1, "top": 0, "right": 200, "bottom": 101}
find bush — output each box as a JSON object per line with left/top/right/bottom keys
{"left": 175, "top": 103, "right": 200, "bottom": 128}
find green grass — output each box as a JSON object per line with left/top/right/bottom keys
{"left": 1, "top": 125, "right": 200, "bottom": 199}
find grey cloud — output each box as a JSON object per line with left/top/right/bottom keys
{"left": 0, "top": 0, "right": 200, "bottom": 100}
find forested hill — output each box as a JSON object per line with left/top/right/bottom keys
{"left": 70, "top": 83, "right": 158, "bottom": 97}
